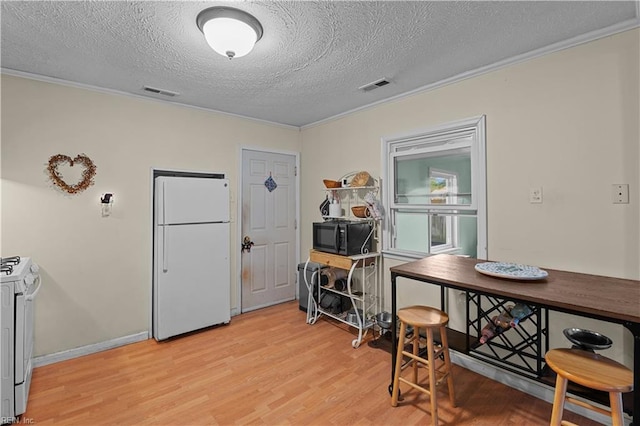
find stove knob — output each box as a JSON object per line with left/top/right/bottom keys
{"left": 24, "top": 274, "right": 35, "bottom": 286}
{"left": 30, "top": 264, "right": 40, "bottom": 274}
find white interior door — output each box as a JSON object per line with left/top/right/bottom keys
{"left": 241, "top": 150, "right": 297, "bottom": 312}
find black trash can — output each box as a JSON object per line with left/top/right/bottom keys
{"left": 297, "top": 262, "right": 327, "bottom": 312}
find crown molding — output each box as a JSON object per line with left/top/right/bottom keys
{"left": 2, "top": 16, "right": 637, "bottom": 131}
{"left": 0, "top": 68, "right": 300, "bottom": 131}
{"left": 302, "top": 18, "right": 640, "bottom": 130}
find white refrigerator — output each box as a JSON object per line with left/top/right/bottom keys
{"left": 153, "top": 176, "right": 231, "bottom": 341}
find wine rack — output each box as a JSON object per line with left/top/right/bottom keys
{"left": 465, "top": 292, "right": 549, "bottom": 379}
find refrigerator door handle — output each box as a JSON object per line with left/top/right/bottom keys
{"left": 162, "top": 226, "right": 168, "bottom": 272}
{"left": 161, "top": 181, "right": 166, "bottom": 224}
{"left": 162, "top": 182, "right": 168, "bottom": 272}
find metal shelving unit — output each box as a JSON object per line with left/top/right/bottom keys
{"left": 304, "top": 250, "right": 380, "bottom": 348}
{"left": 305, "top": 175, "right": 382, "bottom": 348}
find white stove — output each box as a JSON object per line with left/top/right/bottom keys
{"left": 1, "top": 256, "right": 41, "bottom": 423}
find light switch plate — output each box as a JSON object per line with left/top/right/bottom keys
{"left": 612, "top": 184, "right": 629, "bottom": 204}
{"left": 529, "top": 187, "right": 543, "bottom": 204}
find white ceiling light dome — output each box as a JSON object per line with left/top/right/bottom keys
{"left": 196, "top": 7, "right": 263, "bottom": 60}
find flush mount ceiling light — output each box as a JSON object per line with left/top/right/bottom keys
{"left": 196, "top": 6, "right": 263, "bottom": 60}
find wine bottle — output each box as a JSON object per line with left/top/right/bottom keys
{"left": 480, "top": 317, "right": 503, "bottom": 343}
{"left": 509, "top": 303, "right": 533, "bottom": 327}
{"left": 493, "top": 309, "right": 513, "bottom": 329}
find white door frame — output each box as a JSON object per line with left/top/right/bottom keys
{"left": 236, "top": 146, "right": 300, "bottom": 315}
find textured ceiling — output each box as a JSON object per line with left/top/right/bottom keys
{"left": 1, "top": 1, "right": 638, "bottom": 127}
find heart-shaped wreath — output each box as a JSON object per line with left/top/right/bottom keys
{"left": 47, "top": 154, "right": 97, "bottom": 194}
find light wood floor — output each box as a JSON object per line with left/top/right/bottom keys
{"left": 24, "top": 301, "right": 602, "bottom": 425}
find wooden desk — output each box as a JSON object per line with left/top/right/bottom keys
{"left": 390, "top": 254, "right": 640, "bottom": 422}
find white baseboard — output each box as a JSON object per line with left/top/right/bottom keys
{"left": 33, "top": 331, "right": 149, "bottom": 367}
{"left": 450, "top": 351, "right": 626, "bottom": 425}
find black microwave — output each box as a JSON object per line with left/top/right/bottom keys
{"left": 312, "top": 221, "right": 374, "bottom": 256}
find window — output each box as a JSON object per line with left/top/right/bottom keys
{"left": 429, "top": 169, "right": 457, "bottom": 252}
{"left": 381, "top": 116, "right": 487, "bottom": 259}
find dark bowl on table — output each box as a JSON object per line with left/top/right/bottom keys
{"left": 563, "top": 327, "right": 613, "bottom": 351}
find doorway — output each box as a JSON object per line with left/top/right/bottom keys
{"left": 240, "top": 149, "right": 299, "bottom": 312}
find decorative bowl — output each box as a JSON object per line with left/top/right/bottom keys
{"left": 323, "top": 179, "right": 341, "bottom": 189}
{"left": 563, "top": 328, "right": 612, "bottom": 351}
{"left": 350, "top": 171, "right": 372, "bottom": 187}
{"left": 351, "top": 205, "right": 370, "bottom": 218}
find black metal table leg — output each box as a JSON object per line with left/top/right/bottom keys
{"left": 389, "top": 272, "right": 398, "bottom": 395}
{"left": 624, "top": 321, "right": 639, "bottom": 426}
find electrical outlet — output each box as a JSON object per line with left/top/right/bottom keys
{"left": 529, "top": 187, "right": 543, "bottom": 204}
{"left": 612, "top": 184, "right": 629, "bottom": 204}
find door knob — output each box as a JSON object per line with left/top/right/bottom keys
{"left": 241, "top": 236, "right": 255, "bottom": 253}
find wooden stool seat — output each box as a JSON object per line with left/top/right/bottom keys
{"left": 391, "top": 306, "right": 455, "bottom": 426}
{"left": 397, "top": 305, "right": 449, "bottom": 329}
{"left": 545, "top": 348, "right": 633, "bottom": 426}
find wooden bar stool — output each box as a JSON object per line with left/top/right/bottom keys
{"left": 544, "top": 348, "right": 633, "bottom": 426}
{"left": 391, "top": 305, "right": 455, "bottom": 426}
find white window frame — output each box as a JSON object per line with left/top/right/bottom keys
{"left": 428, "top": 168, "right": 458, "bottom": 253}
{"left": 381, "top": 115, "right": 487, "bottom": 260}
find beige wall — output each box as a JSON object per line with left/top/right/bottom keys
{"left": 300, "top": 29, "right": 639, "bottom": 366}
{"left": 1, "top": 75, "right": 300, "bottom": 356}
